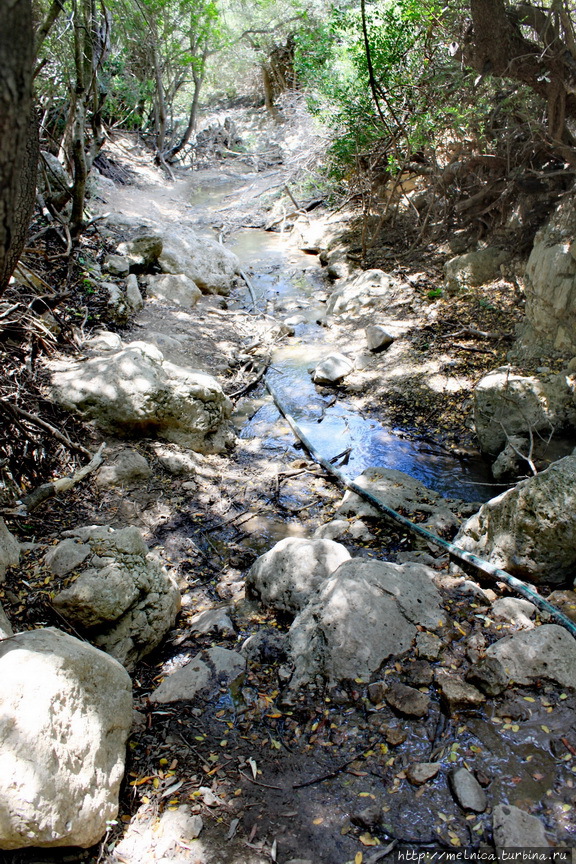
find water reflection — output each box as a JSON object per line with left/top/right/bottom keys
{"left": 242, "top": 361, "right": 498, "bottom": 502}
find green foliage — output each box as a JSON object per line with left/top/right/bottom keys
{"left": 293, "top": 0, "right": 449, "bottom": 174}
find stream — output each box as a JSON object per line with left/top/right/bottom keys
{"left": 189, "top": 177, "right": 499, "bottom": 504}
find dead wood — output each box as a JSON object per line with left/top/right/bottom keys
{"left": 17, "top": 443, "right": 105, "bottom": 513}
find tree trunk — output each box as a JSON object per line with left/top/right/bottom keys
{"left": 165, "top": 65, "right": 206, "bottom": 163}
{"left": 464, "top": 0, "right": 576, "bottom": 156}
{"left": 0, "top": 0, "right": 38, "bottom": 295}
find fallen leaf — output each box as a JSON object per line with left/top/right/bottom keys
{"left": 359, "top": 833, "right": 379, "bottom": 846}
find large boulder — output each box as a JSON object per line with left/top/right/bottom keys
{"left": 117, "top": 233, "right": 163, "bottom": 270}
{"left": 483, "top": 624, "right": 576, "bottom": 690}
{"left": 326, "top": 269, "right": 410, "bottom": 317}
{"left": 0, "top": 518, "right": 19, "bottom": 582}
{"left": 455, "top": 454, "right": 576, "bottom": 585}
{"left": 444, "top": 247, "right": 509, "bottom": 293}
{"left": 246, "top": 537, "right": 351, "bottom": 614}
{"left": 473, "top": 367, "right": 576, "bottom": 454}
{"left": 158, "top": 226, "right": 240, "bottom": 296}
{"left": 288, "top": 559, "right": 447, "bottom": 687}
{"left": 48, "top": 340, "right": 232, "bottom": 453}
{"left": 520, "top": 192, "right": 576, "bottom": 355}
{"left": 337, "top": 467, "right": 462, "bottom": 535}
{"left": 0, "top": 628, "right": 132, "bottom": 849}
{"left": 49, "top": 525, "right": 180, "bottom": 669}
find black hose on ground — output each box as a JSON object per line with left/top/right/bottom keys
{"left": 265, "top": 378, "right": 576, "bottom": 640}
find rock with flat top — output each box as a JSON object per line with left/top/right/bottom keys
{"left": 146, "top": 273, "right": 202, "bottom": 308}
{"left": 49, "top": 340, "right": 232, "bottom": 454}
{"left": 385, "top": 681, "right": 430, "bottom": 717}
{"left": 150, "top": 647, "right": 245, "bottom": 703}
{"left": 492, "top": 804, "right": 549, "bottom": 848}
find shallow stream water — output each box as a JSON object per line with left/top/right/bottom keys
{"left": 229, "top": 229, "right": 499, "bottom": 503}
{"left": 188, "top": 174, "right": 499, "bottom": 504}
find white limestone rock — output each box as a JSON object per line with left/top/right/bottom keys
{"left": 312, "top": 353, "right": 354, "bottom": 385}
{"left": 95, "top": 449, "right": 152, "bottom": 488}
{"left": 48, "top": 340, "right": 232, "bottom": 454}
{"left": 455, "top": 454, "right": 576, "bottom": 585}
{"left": 158, "top": 226, "right": 240, "bottom": 295}
{"left": 289, "top": 559, "right": 447, "bottom": 687}
{"left": 51, "top": 525, "right": 180, "bottom": 670}
{"left": 146, "top": 273, "right": 202, "bottom": 308}
{"left": 444, "top": 247, "right": 509, "bottom": 293}
{"left": 246, "top": 537, "right": 351, "bottom": 614}
{"left": 0, "top": 628, "right": 132, "bottom": 849}
{"left": 473, "top": 367, "right": 576, "bottom": 454}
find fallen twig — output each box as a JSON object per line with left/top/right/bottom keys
{"left": 239, "top": 269, "right": 258, "bottom": 307}
{"left": 228, "top": 361, "right": 269, "bottom": 399}
{"left": 18, "top": 443, "right": 105, "bottom": 512}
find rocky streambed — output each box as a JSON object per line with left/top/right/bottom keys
{"left": 1, "top": 131, "right": 576, "bottom": 863}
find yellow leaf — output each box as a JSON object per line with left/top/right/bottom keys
{"left": 355, "top": 853, "right": 363, "bottom": 864}
{"left": 359, "top": 833, "right": 379, "bottom": 846}
{"left": 159, "top": 758, "right": 168, "bottom": 766}
{"left": 561, "top": 804, "right": 572, "bottom": 812}
{"left": 359, "top": 792, "right": 375, "bottom": 798}
{"left": 152, "top": 777, "right": 160, "bottom": 789}
{"left": 541, "top": 725, "right": 551, "bottom": 733}
{"left": 560, "top": 693, "right": 568, "bottom": 700}
{"left": 313, "top": 817, "right": 323, "bottom": 825}
{"left": 130, "top": 775, "right": 154, "bottom": 787}
{"left": 511, "top": 724, "right": 520, "bottom": 732}
{"left": 523, "top": 696, "right": 535, "bottom": 702}
{"left": 141, "top": 795, "right": 150, "bottom": 804}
